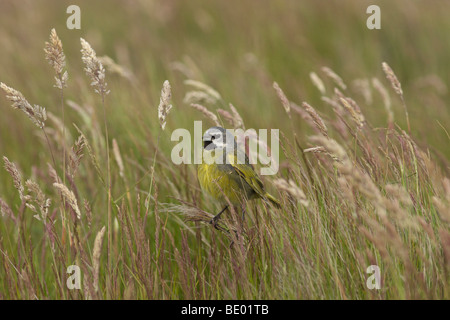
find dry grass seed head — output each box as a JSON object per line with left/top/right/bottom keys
{"left": 304, "top": 145, "right": 340, "bottom": 162}
{"left": 309, "top": 72, "right": 326, "bottom": 95}
{"left": 272, "top": 178, "right": 309, "bottom": 207}
{"left": 302, "top": 102, "right": 328, "bottom": 137}
{"left": 25, "top": 179, "right": 51, "bottom": 222}
{"left": 92, "top": 226, "right": 106, "bottom": 293}
{"left": 73, "top": 124, "right": 105, "bottom": 185}
{"left": 303, "top": 146, "right": 326, "bottom": 154}
{"left": 0, "top": 83, "right": 47, "bottom": 129}
{"left": 338, "top": 97, "right": 365, "bottom": 128}
{"left": 80, "top": 38, "right": 109, "bottom": 96}
{"left": 190, "top": 103, "right": 220, "bottom": 126}
{"left": 372, "top": 77, "right": 394, "bottom": 124}
{"left": 184, "top": 79, "right": 222, "bottom": 103}
{"left": 217, "top": 109, "right": 234, "bottom": 127}
{"left": 309, "top": 135, "right": 348, "bottom": 163}
{"left": 112, "top": 138, "right": 125, "bottom": 178}
{"left": 68, "top": 135, "right": 86, "bottom": 178}
{"left": 382, "top": 62, "right": 403, "bottom": 97}
{"left": 218, "top": 105, "right": 244, "bottom": 130}
{"left": 183, "top": 91, "right": 217, "bottom": 105}
{"left": 84, "top": 199, "right": 93, "bottom": 228}
{"left": 321, "top": 66, "right": 347, "bottom": 90}
{"left": 53, "top": 183, "right": 81, "bottom": 219}
{"left": 98, "top": 55, "right": 135, "bottom": 82}
{"left": 0, "top": 198, "right": 14, "bottom": 219}
{"left": 229, "top": 103, "right": 244, "bottom": 129}
{"left": 321, "top": 96, "right": 344, "bottom": 116}
{"left": 273, "top": 81, "right": 291, "bottom": 116}
{"left": 44, "top": 28, "right": 67, "bottom": 89}
{"left": 290, "top": 101, "right": 313, "bottom": 122}
{"left": 158, "top": 80, "right": 173, "bottom": 130}
{"left": 3, "top": 156, "right": 26, "bottom": 201}
{"left": 352, "top": 78, "right": 372, "bottom": 105}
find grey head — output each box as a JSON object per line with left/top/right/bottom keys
{"left": 203, "top": 126, "right": 237, "bottom": 151}
{"left": 203, "top": 126, "right": 251, "bottom": 166}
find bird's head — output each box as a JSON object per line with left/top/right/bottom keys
{"left": 202, "top": 126, "right": 236, "bottom": 151}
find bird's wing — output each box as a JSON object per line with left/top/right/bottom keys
{"left": 227, "top": 152, "right": 265, "bottom": 198}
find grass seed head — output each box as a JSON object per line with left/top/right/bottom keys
{"left": 272, "top": 178, "right": 309, "bottom": 207}
{"left": 0, "top": 198, "right": 14, "bottom": 219}
{"left": 310, "top": 72, "right": 326, "bottom": 94}
{"left": 53, "top": 183, "right": 81, "bottom": 220}
{"left": 158, "top": 80, "right": 173, "bottom": 130}
{"left": 92, "top": 226, "right": 106, "bottom": 293}
{"left": 44, "top": 28, "right": 67, "bottom": 89}
{"left": 321, "top": 66, "right": 347, "bottom": 90}
{"left": 0, "top": 83, "right": 47, "bottom": 128}
{"left": 112, "top": 138, "right": 125, "bottom": 178}
{"left": 302, "top": 102, "right": 328, "bottom": 137}
{"left": 273, "top": 81, "right": 291, "bottom": 116}
{"left": 382, "top": 62, "right": 403, "bottom": 97}
{"left": 3, "top": 156, "right": 26, "bottom": 201}
{"left": 25, "top": 179, "right": 51, "bottom": 222}
{"left": 184, "top": 79, "right": 221, "bottom": 102}
{"left": 190, "top": 103, "right": 220, "bottom": 126}
{"left": 372, "top": 77, "right": 394, "bottom": 124}
{"left": 80, "top": 38, "right": 109, "bottom": 96}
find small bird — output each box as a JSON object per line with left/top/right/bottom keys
{"left": 197, "top": 126, "right": 280, "bottom": 225}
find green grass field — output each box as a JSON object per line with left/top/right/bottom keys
{"left": 0, "top": 0, "right": 449, "bottom": 299}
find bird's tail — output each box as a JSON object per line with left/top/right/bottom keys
{"left": 264, "top": 192, "right": 281, "bottom": 208}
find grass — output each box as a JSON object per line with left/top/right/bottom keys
{"left": 0, "top": 0, "right": 449, "bottom": 300}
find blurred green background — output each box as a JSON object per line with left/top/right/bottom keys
{"left": 0, "top": 0, "right": 450, "bottom": 300}
{"left": 0, "top": 0, "right": 449, "bottom": 196}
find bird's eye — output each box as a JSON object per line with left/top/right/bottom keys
{"left": 211, "top": 136, "right": 216, "bottom": 140}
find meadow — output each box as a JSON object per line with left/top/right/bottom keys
{"left": 0, "top": 0, "right": 449, "bottom": 299}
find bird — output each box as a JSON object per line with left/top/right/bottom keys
{"left": 197, "top": 126, "right": 280, "bottom": 226}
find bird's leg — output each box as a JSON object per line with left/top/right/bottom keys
{"left": 210, "top": 205, "right": 229, "bottom": 228}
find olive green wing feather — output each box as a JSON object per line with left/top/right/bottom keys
{"left": 227, "top": 152, "right": 281, "bottom": 207}
{"left": 227, "top": 153, "right": 266, "bottom": 198}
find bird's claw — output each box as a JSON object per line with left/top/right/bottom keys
{"left": 209, "top": 217, "right": 220, "bottom": 230}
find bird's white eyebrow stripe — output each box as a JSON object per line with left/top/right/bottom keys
{"left": 210, "top": 129, "right": 222, "bottom": 135}
{"left": 205, "top": 129, "right": 223, "bottom": 138}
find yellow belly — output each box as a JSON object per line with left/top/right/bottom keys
{"left": 197, "top": 163, "right": 255, "bottom": 205}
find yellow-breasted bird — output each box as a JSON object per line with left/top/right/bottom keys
{"left": 197, "top": 126, "right": 280, "bottom": 225}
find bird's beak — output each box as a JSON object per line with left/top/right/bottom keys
{"left": 203, "top": 140, "right": 212, "bottom": 149}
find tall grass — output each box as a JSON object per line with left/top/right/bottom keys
{"left": 0, "top": 1, "right": 449, "bottom": 300}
